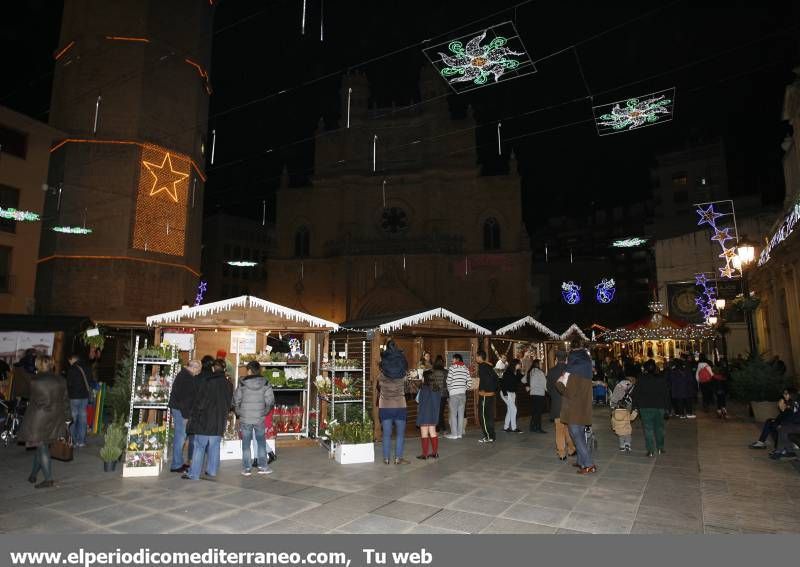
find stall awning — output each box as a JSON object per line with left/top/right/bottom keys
{"left": 341, "top": 308, "right": 491, "bottom": 336}
{"left": 493, "top": 316, "right": 560, "bottom": 339}
{"left": 560, "top": 323, "right": 590, "bottom": 342}
{"left": 145, "top": 296, "right": 339, "bottom": 331}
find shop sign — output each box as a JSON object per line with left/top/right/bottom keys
{"left": 230, "top": 330, "right": 257, "bottom": 354}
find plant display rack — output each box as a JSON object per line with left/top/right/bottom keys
{"left": 122, "top": 335, "right": 179, "bottom": 478}
{"left": 315, "top": 339, "right": 367, "bottom": 452}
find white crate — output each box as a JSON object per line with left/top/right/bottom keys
{"left": 220, "top": 438, "right": 276, "bottom": 461}
{"left": 334, "top": 442, "right": 375, "bottom": 464}
{"left": 122, "top": 464, "right": 161, "bottom": 477}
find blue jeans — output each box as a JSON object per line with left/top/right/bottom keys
{"left": 69, "top": 398, "right": 88, "bottom": 445}
{"left": 568, "top": 423, "right": 592, "bottom": 468}
{"left": 240, "top": 422, "right": 267, "bottom": 470}
{"left": 170, "top": 409, "right": 192, "bottom": 469}
{"left": 187, "top": 435, "right": 221, "bottom": 480}
{"left": 379, "top": 408, "right": 406, "bottom": 461}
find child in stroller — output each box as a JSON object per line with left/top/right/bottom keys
{"left": 0, "top": 396, "right": 26, "bottom": 446}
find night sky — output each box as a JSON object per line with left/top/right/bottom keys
{"left": 2, "top": 0, "right": 798, "bottom": 227}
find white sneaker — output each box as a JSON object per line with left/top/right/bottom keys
{"left": 241, "top": 469, "right": 252, "bottom": 476}
{"left": 686, "top": 414, "right": 696, "bottom": 419}
{"left": 444, "top": 434, "right": 458, "bottom": 440}
{"left": 257, "top": 467, "right": 273, "bottom": 475}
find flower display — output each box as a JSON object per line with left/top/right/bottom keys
{"left": 127, "top": 423, "right": 167, "bottom": 452}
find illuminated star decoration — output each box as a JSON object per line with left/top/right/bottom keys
{"left": 194, "top": 280, "right": 207, "bottom": 306}
{"left": 695, "top": 202, "right": 740, "bottom": 279}
{"left": 694, "top": 273, "right": 718, "bottom": 324}
{"left": 561, "top": 281, "right": 581, "bottom": 305}
{"left": 142, "top": 152, "right": 188, "bottom": 203}
{"left": 595, "top": 278, "right": 616, "bottom": 304}
{"left": 593, "top": 87, "right": 675, "bottom": 136}
{"left": 423, "top": 21, "right": 535, "bottom": 94}
{"left": 0, "top": 207, "right": 40, "bottom": 222}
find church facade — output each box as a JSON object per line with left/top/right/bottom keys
{"left": 265, "top": 71, "right": 533, "bottom": 323}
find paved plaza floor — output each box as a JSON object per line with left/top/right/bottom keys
{"left": 1, "top": 405, "right": 798, "bottom": 534}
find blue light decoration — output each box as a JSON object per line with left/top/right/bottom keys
{"left": 694, "top": 273, "right": 717, "bottom": 324}
{"left": 696, "top": 202, "right": 739, "bottom": 279}
{"left": 595, "top": 278, "right": 616, "bottom": 304}
{"left": 194, "top": 280, "right": 207, "bottom": 306}
{"left": 561, "top": 281, "right": 581, "bottom": 305}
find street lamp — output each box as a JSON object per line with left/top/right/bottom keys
{"left": 736, "top": 238, "right": 758, "bottom": 356}
{"left": 715, "top": 298, "right": 726, "bottom": 310}
{"left": 707, "top": 315, "right": 718, "bottom": 325}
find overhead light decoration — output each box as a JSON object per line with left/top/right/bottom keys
{"left": 694, "top": 273, "right": 717, "bottom": 324}
{"left": 227, "top": 260, "right": 258, "bottom": 267}
{"left": 648, "top": 300, "right": 664, "bottom": 313}
{"left": 595, "top": 278, "right": 616, "bottom": 304}
{"left": 696, "top": 201, "right": 739, "bottom": 279}
{"left": 602, "top": 325, "right": 715, "bottom": 342}
{"left": 423, "top": 21, "right": 535, "bottom": 94}
{"left": 612, "top": 237, "right": 647, "bottom": 248}
{"left": 758, "top": 202, "right": 800, "bottom": 266}
{"left": 194, "top": 280, "right": 208, "bottom": 306}
{"left": 593, "top": 87, "right": 675, "bottom": 136}
{"left": 52, "top": 226, "right": 92, "bottom": 235}
{"left": 0, "top": 207, "right": 40, "bottom": 222}
{"left": 561, "top": 281, "right": 581, "bottom": 305}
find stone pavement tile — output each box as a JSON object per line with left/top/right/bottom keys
{"left": 325, "top": 493, "right": 393, "bottom": 512}
{"left": 405, "top": 524, "right": 467, "bottom": 534}
{"left": 704, "top": 525, "right": 742, "bottom": 534}
{"left": 76, "top": 503, "right": 153, "bottom": 526}
{"left": 468, "top": 486, "right": 527, "bottom": 503}
{"left": 291, "top": 505, "right": 368, "bottom": 530}
{"left": 562, "top": 512, "right": 633, "bottom": 534}
{"left": 201, "top": 509, "right": 282, "bottom": 533}
{"left": 45, "top": 495, "right": 118, "bottom": 515}
{"left": 594, "top": 477, "right": 648, "bottom": 492}
{"left": 106, "top": 513, "right": 194, "bottom": 534}
{"left": 399, "top": 489, "right": 463, "bottom": 508}
{"left": 244, "top": 479, "right": 308, "bottom": 496}
{"left": 573, "top": 498, "right": 637, "bottom": 521}
{"left": 481, "top": 518, "right": 556, "bottom": 534}
{"left": 169, "top": 499, "right": 240, "bottom": 522}
{"left": 248, "top": 520, "right": 321, "bottom": 534}
{"left": 290, "top": 486, "right": 350, "bottom": 504}
{"left": 555, "top": 528, "right": 591, "bottom": 534}
{"left": 422, "top": 509, "right": 494, "bottom": 534}
{"left": 583, "top": 486, "right": 643, "bottom": 505}
{"left": 545, "top": 471, "right": 599, "bottom": 487}
{"left": 447, "top": 496, "right": 512, "bottom": 517}
{"left": 8, "top": 514, "right": 96, "bottom": 534}
{"left": 630, "top": 520, "right": 700, "bottom": 534}
{"left": 358, "top": 483, "right": 418, "bottom": 500}
{"left": 520, "top": 491, "right": 582, "bottom": 511}
{"left": 635, "top": 505, "right": 701, "bottom": 527}
{"left": 169, "top": 523, "right": 235, "bottom": 534}
{"left": 428, "top": 480, "right": 476, "bottom": 494}
{"left": 373, "top": 501, "right": 442, "bottom": 523}
{"left": 247, "top": 495, "right": 319, "bottom": 517}
{"left": 501, "top": 503, "right": 569, "bottom": 528}
{"left": 209, "top": 489, "right": 273, "bottom": 509}
{"left": 535, "top": 481, "right": 591, "bottom": 498}
{"left": 338, "top": 513, "right": 416, "bottom": 534}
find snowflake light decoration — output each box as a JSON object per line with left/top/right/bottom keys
{"left": 593, "top": 87, "right": 675, "bottom": 136}
{"left": 561, "top": 281, "right": 581, "bottom": 305}
{"left": 52, "top": 226, "right": 92, "bottom": 235}
{"left": 0, "top": 207, "right": 40, "bottom": 222}
{"left": 695, "top": 273, "right": 717, "bottom": 324}
{"left": 423, "top": 21, "right": 535, "bottom": 94}
{"left": 695, "top": 200, "right": 740, "bottom": 279}
{"left": 595, "top": 278, "right": 616, "bottom": 304}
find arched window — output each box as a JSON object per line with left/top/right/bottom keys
{"left": 294, "top": 226, "right": 310, "bottom": 258}
{"left": 483, "top": 217, "right": 501, "bottom": 250}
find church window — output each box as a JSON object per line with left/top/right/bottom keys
{"left": 483, "top": 217, "right": 501, "bottom": 250}
{"left": 294, "top": 226, "right": 310, "bottom": 258}
{"left": 380, "top": 207, "right": 409, "bottom": 234}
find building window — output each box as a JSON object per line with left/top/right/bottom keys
{"left": 672, "top": 172, "right": 688, "bottom": 186}
{"left": 294, "top": 226, "right": 310, "bottom": 258}
{"left": 0, "top": 125, "right": 27, "bottom": 160}
{"left": 674, "top": 190, "right": 688, "bottom": 204}
{"left": 483, "top": 217, "right": 501, "bottom": 250}
{"left": 0, "top": 185, "right": 20, "bottom": 234}
{"left": 380, "top": 207, "right": 409, "bottom": 234}
{"left": 0, "top": 246, "right": 10, "bottom": 293}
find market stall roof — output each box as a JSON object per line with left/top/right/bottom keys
{"left": 145, "top": 296, "right": 339, "bottom": 331}
{"left": 601, "top": 310, "right": 714, "bottom": 342}
{"left": 341, "top": 308, "right": 491, "bottom": 337}
{"left": 560, "top": 324, "right": 590, "bottom": 342}
{"left": 492, "top": 316, "right": 560, "bottom": 339}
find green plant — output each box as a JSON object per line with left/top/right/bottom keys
{"left": 327, "top": 418, "right": 374, "bottom": 445}
{"left": 107, "top": 349, "right": 133, "bottom": 422}
{"left": 730, "top": 356, "right": 790, "bottom": 402}
{"left": 732, "top": 295, "right": 761, "bottom": 312}
{"left": 82, "top": 328, "right": 106, "bottom": 350}
{"left": 100, "top": 422, "right": 125, "bottom": 462}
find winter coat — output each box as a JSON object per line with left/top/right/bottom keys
{"left": 187, "top": 371, "right": 233, "bottom": 436}
{"left": 546, "top": 362, "right": 567, "bottom": 418}
{"left": 416, "top": 385, "right": 442, "bottom": 426}
{"left": 632, "top": 372, "right": 671, "bottom": 410}
{"left": 556, "top": 350, "right": 593, "bottom": 425}
{"left": 525, "top": 368, "right": 547, "bottom": 396}
{"left": 168, "top": 367, "right": 197, "bottom": 417}
{"left": 65, "top": 361, "right": 92, "bottom": 399}
{"left": 430, "top": 368, "right": 448, "bottom": 394}
{"left": 233, "top": 374, "right": 275, "bottom": 425}
{"left": 611, "top": 408, "right": 638, "bottom": 436}
{"left": 667, "top": 368, "right": 696, "bottom": 399}
{"left": 378, "top": 373, "right": 406, "bottom": 409}
{"left": 501, "top": 367, "right": 523, "bottom": 395}
{"left": 446, "top": 363, "right": 470, "bottom": 396}
{"left": 19, "top": 373, "right": 70, "bottom": 446}
{"left": 477, "top": 362, "right": 497, "bottom": 394}
{"left": 380, "top": 345, "right": 408, "bottom": 379}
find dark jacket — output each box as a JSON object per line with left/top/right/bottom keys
{"left": 556, "top": 350, "right": 593, "bottom": 425}
{"left": 168, "top": 367, "right": 197, "bottom": 417}
{"left": 416, "top": 385, "right": 442, "bottom": 426}
{"left": 430, "top": 368, "right": 448, "bottom": 394}
{"left": 477, "top": 362, "right": 497, "bottom": 393}
{"left": 632, "top": 372, "right": 671, "bottom": 410}
{"left": 65, "top": 361, "right": 92, "bottom": 399}
{"left": 667, "top": 368, "right": 696, "bottom": 399}
{"left": 187, "top": 371, "right": 233, "bottom": 436}
{"left": 233, "top": 374, "right": 275, "bottom": 425}
{"left": 546, "top": 362, "right": 567, "bottom": 417}
{"left": 380, "top": 345, "right": 408, "bottom": 379}
{"left": 19, "top": 373, "right": 70, "bottom": 445}
{"left": 501, "top": 366, "right": 523, "bottom": 395}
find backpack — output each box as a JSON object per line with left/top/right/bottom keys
{"left": 698, "top": 365, "right": 713, "bottom": 383}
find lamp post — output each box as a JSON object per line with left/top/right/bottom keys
{"left": 736, "top": 239, "right": 757, "bottom": 356}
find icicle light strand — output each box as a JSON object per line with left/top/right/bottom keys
{"left": 378, "top": 308, "right": 491, "bottom": 335}
{"left": 495, "top": 316, "right": 560, "bottom": 339}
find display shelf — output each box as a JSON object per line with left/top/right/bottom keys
{"left": 315, "top": 339, "right": 367, "bottom": 447}
{"left": 137, "top": 359, "right": 178, "bottom": 366}
{"left": 318, "top": 394, "right": 362, "bottom": 404}
{"left": 132, "top": 403, "right": 170, "bottom": 409}
{"left": 273, "top": 387, "right": 306, "bottom": 392}
{"left": 326, "top": 368, "right": 363, "bottom": 373}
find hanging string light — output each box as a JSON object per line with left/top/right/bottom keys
{"left": 372, "top": 134, "right": 378, "bottom": 173}
{"left": 382, "top": 179, "right": 387, "bottom": 208}
{"left": 210, "top": 129, "right": 217, "bottom": 165}
{"left": 93, "top": 95, "right": 102, "bottom": 134}
{"left": 301, "top": 0, "right": 306, "bottom": 35}
{"left": 497, "top": 121, "right": 502, "bottom": 156}
{"left": 319, "top": 0, "right": 324, "bottom": 42}
{"left": 262, "top": 199, "right": 267, "bottom": 226}
{"left": 346, "top": 87, "right": 352, "bottom": 128}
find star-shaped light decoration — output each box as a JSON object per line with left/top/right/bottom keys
{"left": 719, "top": 248, "right": 738, "bottom": 261}
{"left": 711, "top": 227, "right": 734, "bottom": 244}
{"left": 142, "top": 152, "right": 188, "bottom": 203}
{"left": 719, "top": 265, "right": 735, "bottom": 279}
{"left": 593, "top": 88, "right": 675, "bottom": 136}
{"left": 696, "top": 204, "right": 724, "bottom": 227}
{"left": 695, "top": 273, "right": 708, "bottom": 287}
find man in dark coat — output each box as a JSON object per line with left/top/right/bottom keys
{"left": 184, "top": 359, "right": 233, "bottom": 480}
{"left": 65, "top": 354, "right": 92, "bottom": 447}
{"left": 168, "top": 359, "right": 200, "bottom": 472}
{"left": 632, "top": 359, "right": 671, "bottom": 457}
{"left": 476, "top": 350, "right": 497, "bottom": 443}
{"left": 546, "top": 350, "right": 575, "bottom": 460}
{"left": 556, "top": 348, "right": 595, "bottom": 473}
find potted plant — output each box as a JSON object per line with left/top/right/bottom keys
{"left": 730, "top": 356, "right": 790, "bottom": 422}
{"left": 327, "top": 418, "right": 375, "bottom": 464}
{"left": 100, "top": 422, "right": 125, "bottom": 471}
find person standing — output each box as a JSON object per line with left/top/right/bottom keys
{"left": 476, "top": 350, "right": 497, "bottom": 443}
{"left": 556, "top": 347, "right": 596, "bottom": 474}
{"left": 65, "top": 354, "right": 92, "bottom": 448}
{"left": 632, "top": 360, "right": 671, "bottom": 457}
{"left": 526, "top": 360, "right": 547, "bottom": 433}
{"left": 184, "top": 357, "right": 232, "bottom": 480}
{"left": 444, "top": 354, "right": 470, "bottom": 439}
{"left": 168, "top": 359, "right": 200, "bottom": 472}
{"left": 695, "top": 355, "right": 714, "bottom": 411}
{"left": 19, "top": 355, "right": 71, "bottom": 488}
{"left": 416, "top": 371, "right": 442, "bottom": 459}
{"left": 500, "top": 358, "right": 523, "bottom": 433}
{"left": 234, "top": 361, "right": 275, "bottom": 475}
{"left": 430, "top": 356, "right": 448, "bottom": 433}
{"left": 546, "top": 350, "right": 575, "bottom": 460}
{"left": 378, "top": 340, "right": 409, "bottom": 464}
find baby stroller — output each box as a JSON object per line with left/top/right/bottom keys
{"left": 584, "top": 425, "right": 598, "bottom": 454}
{"left": 592, "top": 382, "right": 609, "bottom": 405}
{"left": 0, "top": 397, "right": 26, "bottom": 447}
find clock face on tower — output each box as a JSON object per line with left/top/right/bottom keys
{"left": 380, "top": 207, "right": 409, "bottom": 234}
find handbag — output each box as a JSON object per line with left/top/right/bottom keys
{"left": 50, "top": 424, "right": 74, "bottom": 462}
{"left": 76, "top": 365, "right": 96, "bottom": 403}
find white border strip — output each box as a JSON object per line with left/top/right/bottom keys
{"left": 495, "top": 316, "right": 560, "bottom": 339}
{"left": 560, "top": 323, "right": 589, "bottom": 342}
{"left": 378, "top": 308, "right": 491, "bottom": 335}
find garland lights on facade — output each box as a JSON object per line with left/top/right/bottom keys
{"left": 758, "top": 201, "right": 800, "bottom": 266}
